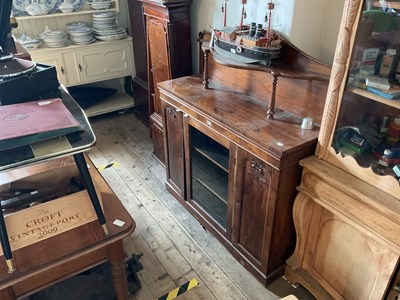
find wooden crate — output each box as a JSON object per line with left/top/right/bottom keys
{"left": 0, "top": 155, "right": 110, "bottom": 254}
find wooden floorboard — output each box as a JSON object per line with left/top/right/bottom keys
{"left": 87, "top": 110, "right": 301, "bottom": 300}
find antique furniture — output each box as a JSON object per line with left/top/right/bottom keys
{"left": 0, "top": 156, "right": 135, "bottom": 300}
{"left": 284, "top": 0, "right": 400, "bottom": 299}
{"left": 141, "top": 0, "right": 192, "bottom": 164}
{"left": 0, "top": 87, "right": 108, "bottom": 273}
{"left": 127, "top": 0, "right": 149, "bottom": 123}
{"left": 12, "top": 1, "right": 134, "bottom": 117}
{"left": 158, "top": 34, "right": 331, "bottom": 285}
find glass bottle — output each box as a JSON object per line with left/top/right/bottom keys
{"left": 385, "top": 116, "right": 400, "bottom": 144}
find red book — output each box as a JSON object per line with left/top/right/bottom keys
{"left": 0, "top": 98, "right": 81, "bottom": 150}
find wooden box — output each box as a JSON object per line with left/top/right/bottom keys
{"left": 0, "top": 156, "right": 106, "bottom": 254}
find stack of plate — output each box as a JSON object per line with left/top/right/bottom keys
{"left": 92, "top": 12, "right": 127, "bottom": 41}
{"left": 43, "top": 30, "right": 69, "bottom": 48}
{"left": 66, "top": 22, "right": 95, "bottom": 44}
{"left": 89, "top": 0, "right": 114, "bottom": 10}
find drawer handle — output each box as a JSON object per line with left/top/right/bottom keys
{"left": 78, "top": 64, "right": 82, "bottom": 72}
{"left": 61, "top": 66, "right": 65, "bottom": 74}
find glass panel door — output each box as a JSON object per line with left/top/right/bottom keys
{"left": 189, "top": 125, "right": 229, "bottom": 229}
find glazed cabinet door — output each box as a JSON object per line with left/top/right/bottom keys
{"left": 184, "top": 116, "right": 234, "bottom": 237}
{"left": 232, "top": 147, "right": 276, "bottom": 273}
{"left": 317, "top": 0, "right": 400, "bottom": 199}
{"left": 162, "top": 100, "right": 185, "bottom": 202}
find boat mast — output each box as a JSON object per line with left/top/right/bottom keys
{"left": 223, "top": 0, "right": 228, "bottom": 27}
{"left": 239, "top": 0, "right": 247, "bottom": 29}
{"left": 266, "top": 1, "right": 274, "bottom": 47}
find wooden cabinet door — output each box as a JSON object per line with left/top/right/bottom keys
{"left": 30, "top": 52, "right": 67, "bottom": 86}
{"left": 60, "top": 51, "right": 80, "bottom": 87}
{"left": 75, "top": 41, "right": 133, "bottom": 85}
{"left": 232, "top": 147, "right": 277, "bottom": 273}
{"left": 162, "top": 101, "right": 185, "bottom": 201}
{"left": 147, "top": 17, "right": 171, "bottom": 115}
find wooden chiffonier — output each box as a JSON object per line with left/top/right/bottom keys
{"left": 157, "top": 37, "right": 331, "bottom": 284}
{"left": 284, "top": 0, "right": 400, "bottom": 299}
{"left": 141, "top": 0, "right": 193, "bottom": 164}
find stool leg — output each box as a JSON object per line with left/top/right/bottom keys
{"left": 73, "top": 153, "right": 109, "bottom": 236}
{"left": 0, "top": 205, "right": 16, "bottom": 273}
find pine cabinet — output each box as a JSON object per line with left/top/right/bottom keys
{"left": 285, "top": 0, "right": 400, "bottom": 298}
{"left": 141, "top": 0, "right": 192, "bottom": 164}
{"left": 159, "top": 76, "right": 319, "bottom": 284}
{"left": 29, "top": 41, "right": 133, "bottom": 87}
{"left": 12, "top": 0, "right": 134, "bottom": 117}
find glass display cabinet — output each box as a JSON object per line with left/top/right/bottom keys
{"left": 317, "top": 0, "right": 400, "bottom": 198}
{"left": 285, "top": 0, "right": 400, "bottom": 299}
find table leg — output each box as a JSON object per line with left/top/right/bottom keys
{"left": 73, "top": 153, "right": 109, "bottom": 236}
{"left": 108, "top": 241, "right": 128, "bottom": 300}
{"left": 0, "top": 203, "right": 16, "bottom": 274}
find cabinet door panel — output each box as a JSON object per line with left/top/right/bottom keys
{"left": 147, "top": 17, "right": 171, "bottom": 115}
{"left": 75, "top": 41, "right": 133, "bottom": 84}
{"left": 233, "top": 147, "right": 274, "bottom": 271}
{"left": 163, "top": 102, "right": 185, "bottom": 200}
{"left": 60, "top": 51, "right": 80, "bottom": 87}
{"left": 30, "top": 52, "right": 67, "bottom": 86}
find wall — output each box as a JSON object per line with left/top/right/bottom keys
{"left": 190, "top": 0, "right": 345, "bottom": 71}
{"left": 119, "top": 0, "right": 345, "bottom": 73}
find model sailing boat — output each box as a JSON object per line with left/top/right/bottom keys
{"left": 212, "top": 0, "right": 281, "bottom": 66}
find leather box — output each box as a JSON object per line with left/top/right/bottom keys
{"left": 0, "top": 63, "right": 59, "bottom": 106}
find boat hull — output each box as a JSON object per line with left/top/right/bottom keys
{"left": 215, "top": 39, "right": 280, "bottom": 65}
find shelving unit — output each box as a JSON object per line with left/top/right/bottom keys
{"left": 11, "top": 0, "right": 135, "bottom": 117}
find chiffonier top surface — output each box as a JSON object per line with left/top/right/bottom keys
{"left": 158, "top": 76, "right": 320, "bottom": 167}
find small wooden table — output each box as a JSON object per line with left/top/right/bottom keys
{"left": 0, "top": 88, "right": 108, "bottom": 273}
{"left": 0, "top": 158, "right": 135, "bottom": 300}
{"left": 0, "top": 192, "right": 135, "bottom": 300}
